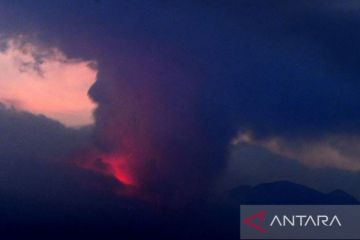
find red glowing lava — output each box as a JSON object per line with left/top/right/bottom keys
{"left": 101, "top": 155, "right": 135, "bottom": 186}
{"left": 78, "top": 151, "right": 136, "bottom": 187}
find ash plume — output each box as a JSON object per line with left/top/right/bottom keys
{"left": 2, "top": 0, "right": 360, "bottom": 202}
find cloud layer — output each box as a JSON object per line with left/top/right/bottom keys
{"left": 0, "top": 36, "right": 96, "bottom": 127}
{"left": 2, "top": 0, "right": 360, "bottom": 200}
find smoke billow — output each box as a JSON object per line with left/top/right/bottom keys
{"left": 3, "top": 0, "right": 360, "bottom": 203}
{"left": 85, "top": 54, "right": 235, "bottom": 202}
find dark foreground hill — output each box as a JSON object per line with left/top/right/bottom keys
{"left": 0, "top": 180, "right": 357, "bottom": 239}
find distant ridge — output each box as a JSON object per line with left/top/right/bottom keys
{"left": 215, "top": 180, "right": 359, "bottom": 205}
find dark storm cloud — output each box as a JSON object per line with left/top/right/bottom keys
{"left": 2, "top": 0, "right": 360, "bottom": 136}
{"left": 1, "top": 0, "right": 360, "bottom": 199}
{"left": 0, "top": 104, "right": 93, "bottom": 195}
{"left": 0, "top": 104, "right": 87, "bottom": 160}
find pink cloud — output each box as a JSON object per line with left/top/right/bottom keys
{"left": 0, "top": 37, "right": 97, "bottom": 127}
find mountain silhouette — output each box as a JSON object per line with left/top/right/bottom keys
{"left": 203, "top": 181, "right": 359, "bottom": 239}
{"left": 235, "top": 181, "right": 357, "bottom": 204}
{"left": 216, "top": 180, "right": 359, "bottom": 205}
{"left": 0, "top": 180, "right": 357, "bottom": 239}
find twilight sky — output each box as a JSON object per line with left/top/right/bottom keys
{"left": 0, "top": 36, "right": 96, "bottom": 126}
{"left": 1, "top": 0, "right": 360, "bottom": 201}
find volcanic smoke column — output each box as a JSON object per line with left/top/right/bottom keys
{"left": 85, "top": 53, "right": 235, "bottom": 202}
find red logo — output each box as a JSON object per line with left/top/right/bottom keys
{"left": 243, "top": 210, "right": 267, "bottom": 233}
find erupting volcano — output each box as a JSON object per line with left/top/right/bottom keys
{"left": 78, "top": 150, "right": 137, "bottom": 188}
{"left": 72, "top": 55, "right": 235, "bottom": 203}
{"left": 99, "top": 154, "right": 135, "bottom": 186}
